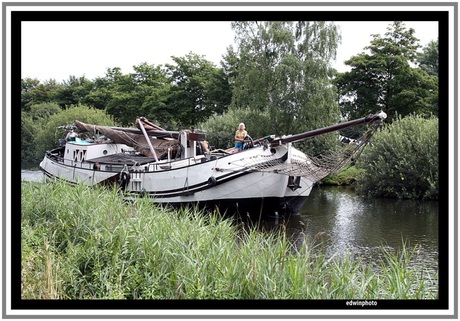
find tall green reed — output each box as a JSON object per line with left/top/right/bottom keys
{"left": 21, "top": 181, "right": 437, "bottom": 300}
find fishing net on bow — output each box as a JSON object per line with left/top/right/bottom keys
{"left": 229, "top": 113, "right": 386, "bottom": 182}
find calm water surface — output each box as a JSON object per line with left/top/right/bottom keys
{"left": 256, "top": 186, "right": 439, "bottom": 275}
{"left": 21, "top": 169, "right": 44, "bottom": 182}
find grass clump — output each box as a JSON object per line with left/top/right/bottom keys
{"left": 320, "top": 166, "right": 363, "bottom": 186}
{"left": 21, "top": 181, "right": 438, "bottom": 300}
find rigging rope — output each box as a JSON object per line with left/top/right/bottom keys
{"left": 229, "top": 120, "right": 381, "bottom": 181}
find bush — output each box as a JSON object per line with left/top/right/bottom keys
{"left": 198, "top": 107, "right": 273, "bottom": 150}
{"left": 355, "top": 114, "right": 438, "bottom": 199}
{"left": 21, "top": 103, "right": 62, "bottom": 166}
{"left": 33, "top": 104, "right": 116, "bottom": 161}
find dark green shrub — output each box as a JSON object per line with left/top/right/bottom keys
{"left": 355, "top": 114, "right": 438, "bottom": 199}
{"left": 198, "top": 107, "right": 274, "bottom": 150}
{"left": 21, "top": 103, "right": 62, "bottom": 166}
{"left": 34, "top": 104, "right": 116, "bottom": 160}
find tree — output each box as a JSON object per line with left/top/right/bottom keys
{"left": 334, "top": 21, "right": 438, "bottom": 120}
{"left": 81, "top": 75, "right": 115, "bottom": 110}
{"left": 104, "top": 64, "right": 171, "bottom": 127}
{"left": 414, "top": 40, "right": 439, "bottom": 116}
{"left": 54, "top": 75, "right": 94, "bottom": 109}
{"left": 389, "top": 67, "right": 438, "bottom": 117}
{"left": 21, "top": 78, "right": 40, "bottom": 110}
{"left": 228, "top": 21, "right": 341, "bottom": 139}
{"left": 130, "top": 62, "right": 172, "bottom": 127}
{"left": 417, "top": 40, "right": 439, "bottom": 76}
{"left": 21, "top": 78, "right": 61, "bottom": 110}
{"left": 166, "top": 52, "right": 231, "bottom": 128}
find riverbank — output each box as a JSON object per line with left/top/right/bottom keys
{"left": 20, "top": 180, "right": 438, "bottom": 302}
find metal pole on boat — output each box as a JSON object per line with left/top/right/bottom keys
{"left": 137, "top": 117, "right": 159, "bottom": 162}
{"left": 274, "top": 111, "right": 387, "bottom": 145}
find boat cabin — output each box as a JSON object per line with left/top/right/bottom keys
{"left": 59, "top": 138, "right": 134, "bottom": 166}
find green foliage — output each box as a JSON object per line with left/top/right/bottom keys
{"left": 33, "top": 105, "right": 116, "bottom": 161}
{"left": 198, "top": 107, "right": 273, "bottom": 149}
{"left": 21, "top": 78, "right": 40, "bottom": 110}
{"left": 166, "top": 53, "right": 231, "bottom": 129}
{"left": 320, "top": 166, "right": 364, "bottom": 186}
{"left": 21, "top": 181, "right": 438, "bottom": 299}
{"left": 28, "top": 102, "right": 62, "bottom": 121}
{"left": 21, "top": 54, "right": 231, "bottom": 130}
{"left": 21, "top": 102, "right": 62, "bottom": 165}
{"left": 389, "top": 68, "right": 438, "bottom": 117}
{"left": 81, "top": 76, "right": 113, "bottom": 110}
{"left": 229, "top": 21, "right": 341, "bottom": 137}
{"left": 199, "top": 106, "right": 346, "bottom": 158}
{"left": 105, "top": 63, "right": 172, "bottom": 127}
{"left": 334, "top": 21, "right": 438, "bottom": 121}
{"left": 21, "top": 112, "right": 38, "bottom": 166}
{"left": 355, "top": 114, "right": 438, "bottom": 199}
{"left": 417, "top": 40, "right": 439, "bottom": 76}
{"left": 54, "top": 75, "right": 94, "bottom": 109}
{"left": 21, "top": 78, "right": 62, "bottom": 110}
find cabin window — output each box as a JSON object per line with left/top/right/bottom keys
{"left": 103, "top": 150, "right": 108, "bottom": 155}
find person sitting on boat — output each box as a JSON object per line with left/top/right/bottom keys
{"left": 65, "top": 129, "right": 77, "bottom": 142}
{"left": 234, "top": 123, "right": 248, "bottom": 152}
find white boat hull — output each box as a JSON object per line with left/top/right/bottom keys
{"left": 39, "top": 141, "right": 313, "bottom": 216}
{"left": 39, "top": 112, "right": 386, "bottom": 216}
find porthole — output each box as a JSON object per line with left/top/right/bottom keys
{"left": 103, "top": 150, "right": 108, "bottom": 155}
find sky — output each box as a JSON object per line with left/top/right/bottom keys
{"left": 21, "top": 20, "right": 439, "bottom": 82}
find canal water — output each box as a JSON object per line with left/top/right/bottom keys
{"left": 21, "top": 169, "right": 44, "bottom": 182}
{"left": 21, "top": 170, "right": 439, "bottom": 276}
{"left": 255, "top": 186, "right": 438, "bottom": 271}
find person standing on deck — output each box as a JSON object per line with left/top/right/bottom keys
{"left": 65, "top": 129, "right": 77, "bottom": 141}
{"left": 234, "top": 123, "right": 248, "bottom": 152}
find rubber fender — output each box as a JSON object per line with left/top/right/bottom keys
{"left": 207, "top": 176, "right": 217, "bottom": 187}
{"left": 119, "top": 171, "right": 130, "bottom": 190}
